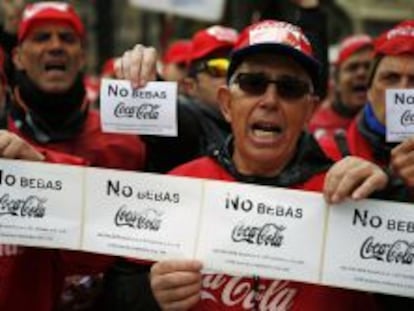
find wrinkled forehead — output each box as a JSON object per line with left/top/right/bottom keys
{"left": 235, "top": 53, "right": 310, "bottom": 79}
{"left": 376, "top": 53, "right": 414, "bottom": 74}
{"left": 23, "top": 20, "right": 79, "bottom": 39}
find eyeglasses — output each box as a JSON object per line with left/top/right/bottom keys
{"left": 192, "top": 58, "right": 229, "bottom": 78}
{"left": 232, "top": 72, "right": 312, "bottom": 100}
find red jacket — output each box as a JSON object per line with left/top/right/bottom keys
{"left": 0, "top": 110, "right": 146, "bottom": 310}
{"left": 169, "top": 156, "right": 378, "bottom": 311}
{"left": 8, "top": 110, "right": 146, "bottom": 170}
{"left": 318, "top": 118, "right": 387, "bottom": 167}
{"left": 308, "top": 105, "right": 354, "bottom": 140}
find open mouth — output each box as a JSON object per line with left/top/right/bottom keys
{"left": 251, "top": 122, "right": 283, "bottom": 139}
{"left": 352, "top": 84, "right": 367, "bottom": 93}
{"left": 44, "top": 63, "right": 67, "bottom": 72}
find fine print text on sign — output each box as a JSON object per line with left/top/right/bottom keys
{"left": 83, "top": 168, "right": 202, "bottom": 261}
{"left": 0, "top": 158, "right": 413, "bottom": 298}
{"left": 100, "top": 79, "right": 178, "bottom": 136}
{"left": 0, "top": 160, "right": 83, "bottom": 250}
{"left": 196, "top": 181, "right": 326, "bottom": 284}
{"left": 323, "top": 200, "right": 414, "bottom": 298}
{"left": 386, "top": 89, "right": 414, "bottom": 142}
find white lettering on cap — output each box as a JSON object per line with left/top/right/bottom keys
{"left": 387, "top": 26, "right": 414, "bottom": 40}
{"left": 23, "top": 2, "right": 70, "bottom": 21}
{"left": 249, "top": 25, "right": 302, "bottom": 51}
{"left": 206, "top": 26, "right": 238, "bottom": 43}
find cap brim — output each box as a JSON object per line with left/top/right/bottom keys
{"left": 228, "top": 43, "right": 321, "bottom": 91}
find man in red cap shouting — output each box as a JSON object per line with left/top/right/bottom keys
{"left": 0, "top": 2, "right": 147, "bottom": 310}
{"left": 309, "top": 34, "right": 373, "bottom": 138}
{"left": 116, "top": 19, "right": 391, "bottom": 311}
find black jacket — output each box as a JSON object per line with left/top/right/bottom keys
{"left": 143, "top": 97, "right": 231, "bottom": 173}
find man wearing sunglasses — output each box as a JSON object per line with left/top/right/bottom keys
{"left": 114, "top": 20, "right": 390, "bottom": 311}
{"left": 143, "top": 25, "right": 238, "bottom": 173}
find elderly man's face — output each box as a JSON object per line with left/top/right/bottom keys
{"left": 13, "top": 23, "right": 85, "bottom": 93}
{"left": 218, "top": 53, "right": 317, "bottom": 177}
{"left": 337, "top": 47, "right": 372, "bottom": 110}
{"left": 368, "top": 54, "right": 414, "bottom": 124}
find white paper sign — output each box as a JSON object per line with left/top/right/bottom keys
{"left": 0, "top": 159, "right": 83, "bottom": 249}
{"left": 82, "top": 168, "right": 203, "bottom": 261}
{"left": 100, "top": 79, "right": 178, "bottom": 136}
{"left": 129, "top": 0, "right": 226, "bottom": 22}
{"left": 196, "top": 181, "right": 327, "bottom": 283}
{"left": 322, "top": 199, "right": 414, "bottom": 298}
{"left": 386, "top": 89, "right": 414, "bottom": 142}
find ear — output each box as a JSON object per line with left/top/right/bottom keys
{"left": 12, "top": 47, "right": 25, "bottom": 70}
{"left": 218, "top": 85, "right": 232, "bottom": 123}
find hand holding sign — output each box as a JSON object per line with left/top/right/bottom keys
{"left": 114, "top": 44, "right": 157, "bottom": 88}
{"left": 0, "top": 130, "right": 45, "bottom": 161}
{"left": 391, "top": 137, "right": 414, "bottom": 188}
{"left": 323, "top": 156, "right": 388, "bottom": 204}
{"left": 150, "top": 260, "right": 203, "bottom": 311}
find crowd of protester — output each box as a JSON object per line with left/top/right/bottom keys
{"left": 0, "top": 0, "right": 413, "bottom": 310}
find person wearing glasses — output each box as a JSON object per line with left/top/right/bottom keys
{"left": 142, "top": 25, "right": 238, "bottom": 173}
{"left": 114, "top": 20, "right": 388, "bottom": 311}
{"left": 162, "top": 40, "right": 191, "bottom": 98}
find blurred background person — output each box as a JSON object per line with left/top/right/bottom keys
{"left": 161, "top": 39, "right": 191, "bottom": 97}
{"left": 309, "top": 34, "right": 374, "bottom": 139}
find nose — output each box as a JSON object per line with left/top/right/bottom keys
{"left": 47, "top": 33, "right": 65, "bottom": 53}
{"left": 260, "top": 83, "right": 280, "bottom": 110}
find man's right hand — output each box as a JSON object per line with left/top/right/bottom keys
{"left": 0, "top": 130, "right": 44, "bottom": 161}
{"left": 150, "top": 260, "right": 203, "bottom": 311}
{"left": 114, "top": 44, "right": 157, "bottom": 88}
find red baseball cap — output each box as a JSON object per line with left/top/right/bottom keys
{"left": 336, "top": 34, "right": 373, "bottom": 66}
{"left": 374, "top": 20, "right": 414, "bottom": 56}
{"left": 163, "top": 40, "right": 192, "bottom": 64}
{"left": 189, "top": 25, "right": 238, "bottom": 63}
{"left": 227, "top": 20, "right": 320, "bottom": 88}
{"left": 18, "top": 2, "right": 85, "bottom": 42}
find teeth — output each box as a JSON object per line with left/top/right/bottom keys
{"left": 253, "top": 129, "right": 279, "bottom": 138}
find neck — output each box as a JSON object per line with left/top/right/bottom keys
{"left": 13, "top": 70, "right": 86, "bottom": 130}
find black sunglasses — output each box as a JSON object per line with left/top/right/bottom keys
{"left": 232, "top": 73, "right": 312, "bottom": 100}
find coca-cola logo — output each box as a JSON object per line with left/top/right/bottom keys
{"left": 114, "top": 205, "right": 163, "bottom": 231}
{"left": 400, "top": 110, "right": 414, "bottom": 127}
{"left": 0, "top": 193, "right": 46, "bottom": 218}
{"left": 201, "top": 275, "right": 297, "bottom": 310}
{"left": 231, "top": 222, "right": 285, "bottom": 247}
{"left": 114, "top": 102, "right": 160, "bottom": 119}
{"left": 360, "top": 236, "right": 414, "bottom": 264}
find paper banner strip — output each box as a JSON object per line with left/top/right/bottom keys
{"left": 0, "top": 158, "right": 413, "bottom": 298}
